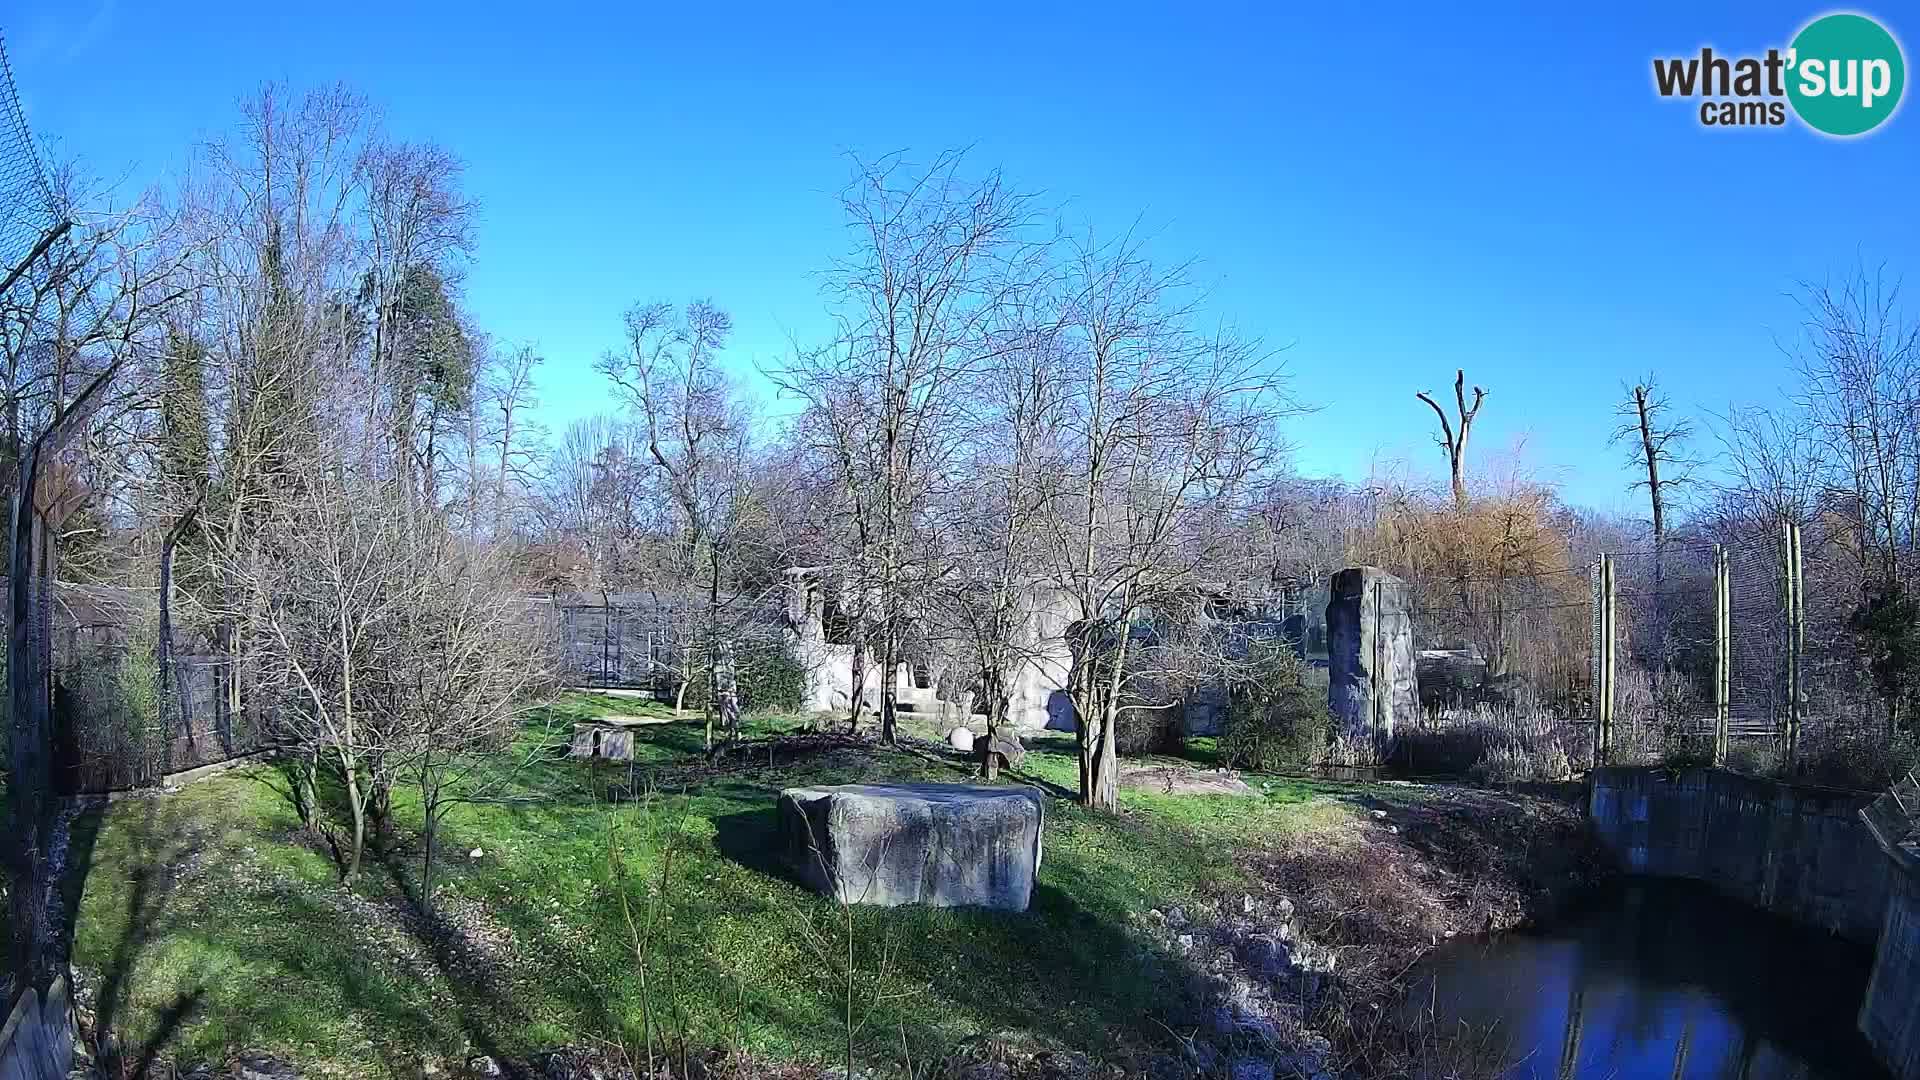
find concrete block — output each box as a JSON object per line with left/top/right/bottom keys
{"left": 779, "top": 783, "right": 1044, "bottom": 911}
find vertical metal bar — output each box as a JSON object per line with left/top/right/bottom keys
{"left": 1787, "top": 521, "right": 1803, "bottom": 762}
{"left": 1780, "top": 520, "right": 1794, "bottom": 761}
{"left": 1599, "top": 554, "right": 1615, "bottom": 766}
{"left": 1714, "top": 543, "right": 1729, "bottom": 766}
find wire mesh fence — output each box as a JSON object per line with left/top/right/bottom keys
{"left": 1378, "top": 513, "right": 1909, "bottom": 786}
{"left": 552, "top": 590, "right": 795, "bottom": 700}
{"left": 53, "top": 645, "right": 257, "bottom": 794}
{"left": 1580, "top": 518, "right": 1900, "bottom": 784}
{"left": 556, "top": 596, "right": 679, "bottom": 691}
{"left": 0, "top": 29, "right": 66, "bottom": 301}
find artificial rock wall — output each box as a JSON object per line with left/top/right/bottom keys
{"left": 1859, "top": 780, "right": 1920, "bottom": 1079}
{"left": 1325, "top": 567, "right": 1416, "bottom": 761}
{"left": 1588, "top": 767, "right": 1920, "bottom": 1079}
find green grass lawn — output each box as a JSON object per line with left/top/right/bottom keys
{"left": 62, "top": 693, "right": 1502, "bottom": 1078}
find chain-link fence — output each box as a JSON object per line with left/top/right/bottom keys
{"left": 1, "top": 29, "right": 60, "bottom": 280}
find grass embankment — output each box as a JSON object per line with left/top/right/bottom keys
{"left": 63, "top": 694, "right": 1595, "bottom": 1078}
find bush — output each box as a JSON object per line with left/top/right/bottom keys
{"left": 1785, "top": 728, "right": 1918, "bottom": 790}
{"left": 1724, "top": 739, "right": 1783, "bottom": 777}
{"left": 1390, "top": 700, "right": 1575, "bottom": 781}
{"left": 678, "top": 638, "right": 807, "bottom": 714}
{"left": 1115, "top": 702, "right": 1185, "bottom": 756}
{"left": 738, "top": 640, "right": 806, "bottom": 713}
{"left": 56, "top": 642, "right": 164, "bottom": 791}
{"left": 1611, "top": 669, "right": 1708, "bottom": 766}
{"left": 1220, "top": 646, "right": 1331, "bottom": 771}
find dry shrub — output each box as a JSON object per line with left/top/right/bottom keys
{"left": 1784, "top": 727, "right": 1919, "bottom": 790}
{"left": 1387, "top": 699, "right": 1575, "bottom": 781}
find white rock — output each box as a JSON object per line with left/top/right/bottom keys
{"left": 948, "top": 727, "right": 976, "bottom": 752}
{"left": 469, "top": 848, "right": 484, "bottom": 859}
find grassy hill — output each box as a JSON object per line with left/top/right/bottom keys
{"left": 62, "top": 693, "right": 1594, "bottom": 1078}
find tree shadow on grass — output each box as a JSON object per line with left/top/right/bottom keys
{"left": 702, "top": 797, "right": 1212, "bottom": 1068}
{"left": 58, "top": 797, "right": 220, "bottom": 1078}
{"left": 372, "top": 842, "right": 635, "bottom": 1080}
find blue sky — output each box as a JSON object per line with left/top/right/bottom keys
{"left": 6, "top": 1, "right": 1917, "bottom": 513}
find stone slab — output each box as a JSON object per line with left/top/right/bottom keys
{"left": 778, "top": 783, "right": 1044, "bottom": 911}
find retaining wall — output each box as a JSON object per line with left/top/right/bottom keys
{"left": 0, "top": 978, "right": 73, "bottom": 1080}
{"left": 1862, "top": 863, "right": 1920, "bottom": 1079}
{"left": 1587, "top": 766, "right": 1888, "bottom": 943}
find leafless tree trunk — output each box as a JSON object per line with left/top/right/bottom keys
{"left": 597, "top": 300, "right": 756, "bottom": 750}
{"left": 1612, "top": 376, "right": 1695, "bottom": 664}
{"left": 1047, "top": 229, "right": 1293, "bottom": 811}
{"left": 777, "top": 151, "right": 1034, "bottom": 746}
{"left": 1416, "top": 369, "right": 1487, "bottom": 514}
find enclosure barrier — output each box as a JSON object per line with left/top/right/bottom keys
{"left": 1586, "top": 517, "right": 1825, "bottom": 770}
{"left": 0, "top": 978, "right": 73, "bottom": 1080}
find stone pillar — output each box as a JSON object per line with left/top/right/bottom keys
{"left": 1326, "top": 567, "right": 1416, "bottom": 761}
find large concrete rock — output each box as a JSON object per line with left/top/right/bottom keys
{"left": 778, "top": 783, "right": 1045, "bottom": 911}
{"left": 1326, "top": 567, "right": 1416, "bottom": 762}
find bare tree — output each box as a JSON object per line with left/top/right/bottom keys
{"left": 597, "top": 299, "right": 761, "bottom": 748}
{"left": 1789, "top": 269, "right": 1920, "bottom": 588}
{"left": 777, "top": 151, "right": 1035, "bottom": 744}
{"left": 1612, "top": 375, "right": 1696, "bottom": 662}
{"left": 480, "top": 341, "right": 546, "bottom": 534}
{"left": 930, "top": 298, "right": 1068, "bottom": 778}
{"left": 1043, "top": 230, "right": 1289, "bottom": 810}
{"left": 226, "top": 463, "right": 418, "bottom": 882}
{"left": 1416, "top": 369, "right": 1487, "bottom": 513}
{"left": 387, "top": 529, "right": 556, "bottom": 907}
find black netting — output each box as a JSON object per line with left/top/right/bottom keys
{"left": 0, "top": 29, "right": 63, "bottom": 288}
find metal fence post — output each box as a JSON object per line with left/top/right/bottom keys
{"left": 1597, "top": 553, "right": 1615, "bottom": 767}
{"left": 1784, "top": 519, "right": 1803, "bottom": 762}
{"left": 1714, "top": 543, "right": 1730, "bottom": 766}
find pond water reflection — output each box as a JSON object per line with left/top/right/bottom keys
{"left": 1407, "top": 879, "right": 1889, "bottom": 1079}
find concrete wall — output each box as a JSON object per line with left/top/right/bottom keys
{"left": 1858, "top": 779, "right": 1920, "bottom": 1079}
{"left": 0, "top": 979, "right": 73, "bottom": 1080}
{"left": 1862, "top": 865, "right": 1920, "bottom": 1079}
{"left": 1587, "top": 767, "right": 1889, "bottom": 943}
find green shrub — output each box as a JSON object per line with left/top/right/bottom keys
{"left": 678, "top": 638, "right": 806, "bottom": 714}
{"left": 737, "top": 640, "right": 806, "bottom": 712}
{"left": 57, "top": 642, "right": 165, "bottom": 790}
{"left": 1220, "top": 646, "right": 1330, "bottom": 771}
